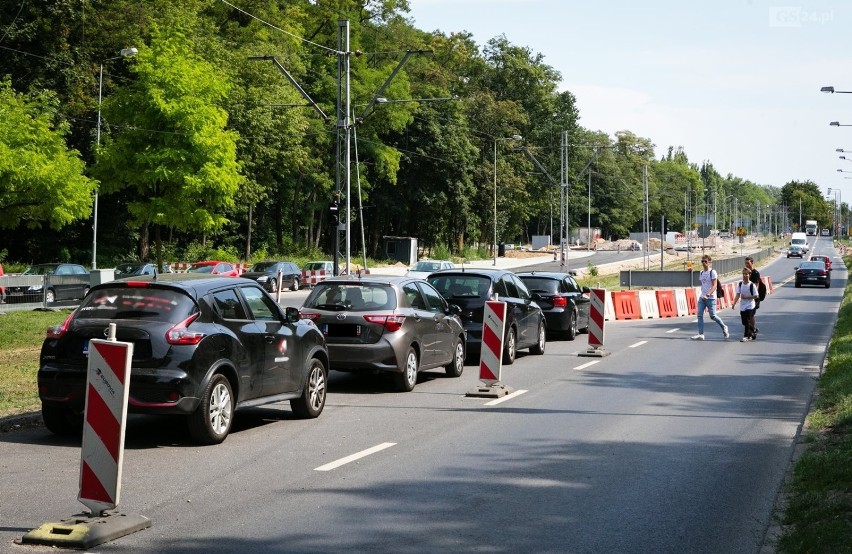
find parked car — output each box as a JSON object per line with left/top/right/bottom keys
{"left": 114, "top": 262, "right": 173, "bottom": 277}
{"left": 809, "top": 254, "right": 832, "bottom": 271}
{"left": 786, "top": 245, "right": 804, "bottom": 259}
{"left": 38, "top": 277, "right": 329, "bottom": 444}
{"left": 5, "top": 263, "right": 90, "bottom": 303}
{"left": 516, "top": 271, "right": 591, "bottom": 340}
{"left": 299, "top": 276, "right": 466, "bottom": 392}
{"left": 241, "top": 261, "right": 302, "bottom": 292}
{"left": 427, "top": 268, "right": 546, "bottom": 365}
{"left": 0, "top": 262, "right": 5, "bottom": 303}
{"left": 795, "top": 261, "right": 830, "bottom": 288}
{"left": 188, "top": 261, "right": 241, "bottom": 277}
{"left": 302, "top": 261, "right": 335, "bottom": 287}
{"left": 406, "top": 260, "right": 455, "bottom": 279}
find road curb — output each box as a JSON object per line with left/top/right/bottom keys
{"left": 0, "top": 412, "right": 42, "bottom": 433}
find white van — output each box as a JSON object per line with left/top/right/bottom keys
{"left": 791, "top": 232, "right": 809, "bottom": 253}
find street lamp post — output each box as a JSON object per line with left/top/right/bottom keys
{"left": 493, "top": 134, "right": 522, "bottom": 265}
{"left": 821, "top": 86, "right": 852, "bottom": 94}
{"left": 830, "top": 121, "right": 852, "bottom": 127}
{"left": 93, "top": 47, "right": 138, "bottom": 269}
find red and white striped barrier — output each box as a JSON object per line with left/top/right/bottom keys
{"left": 580, "top": 289, "right": 610, "bottom": 357}
{"left": 301, "top": 269, "right": 328, "bottom": 286}
{"left": 79, "top": 324, "right": 133, "bottom": 515}
{"left": 466, "top": 299, "right": 515, "bottom": 398}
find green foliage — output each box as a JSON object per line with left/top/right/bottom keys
{"left": 586, "top": 261, "right": 599, "bottom": 277}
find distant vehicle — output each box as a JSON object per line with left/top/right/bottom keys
{"left": 787, "top": 245, "right": 805, "bottom": 259}
{"left": 38, "top": 277, "right": 329, "bottom": 444}
{"left": 114, "top": 262, "right": 173, "bottom": 277}
{"left": 188, "top": 261, "right": 241, "bottom": 277}
{"left": 0, "top": 262, "right": 5, "bottom": 303}
{"left": 805, "top": 220, "right": 818, "bottom": 236}
{"left": 719, "top": 230, "right": 731, "bottom": 238}
{"left": 241, "top": 261, "right": 302, "bottom": 292}
{"left": 302, "top": 261, "right": 335, "bottom": 287}
{"left": 427, "top": 268, "right": 546, "bottom": 365}
{"left": 790, "top": 232, "right": 809, "bottom": 253}
{"left": 795, "top": 261, "right": 830, "bottom": 288}
{"left": 5, "top": 263, "right": 90, "bottom": 303}
{"left": 516, "top": 271, "right": 591, "bottom": 340}
{"left": 821, "top": 228, "right": 831, "bottom": 236}
{"left": 300, "top": 276, "right": 466, "bottom": 392}
{"left": 810, "top": 254, "right": 832, "bottom": 271}
{"left": 406, "top": 260, "right": 455, "bottom": 279}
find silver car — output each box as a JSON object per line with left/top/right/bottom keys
{"left": 300, "top": 276, "right": 466, "bottom": 391}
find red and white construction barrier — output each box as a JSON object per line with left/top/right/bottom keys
{"left": 580, "top": 289, "right": 611, "bottom": 357}
{"left": 79, "top": 324, "right": 133, "bottom": 515}
{"left": 301, "top": 269, "right": 328, "bottom": 287}
{"left": 466, "top": 299, "right": 514, "bottom": 398}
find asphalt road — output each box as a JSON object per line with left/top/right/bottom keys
{"left": 0, "top": 240, "right": 839, "bottom": 553}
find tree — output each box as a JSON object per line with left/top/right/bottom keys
{"left": 94, "top": 22, "right": 242, "bottom": 268}
{"left": 0, "top": 80, "right": 95, "bottom": 230}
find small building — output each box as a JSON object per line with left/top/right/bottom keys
{"left": 382, "top": 236, "right": 418, "bottom": 265}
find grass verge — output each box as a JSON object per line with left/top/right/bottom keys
{"left": 777, "top": 253, "right": 852, "bottom": 553}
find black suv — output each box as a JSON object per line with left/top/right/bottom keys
{"left": 241, "top": 261, "right": 302, "bottom": 292}
{"left": 427, "top": 268, "right": 546, "bottom": 364}
{"left": 38, "top": 277, "right": 329, "bottom": 444}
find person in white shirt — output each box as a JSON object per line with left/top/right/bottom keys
{"left": 691, "top": 255, "right": 729, "bottom": 340}
{"left": 731, "top": 267, "right": 758, "bottom": 342}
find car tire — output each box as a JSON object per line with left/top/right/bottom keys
{"left": 530, "top": 320, "right": 546, "bottom": 355}
{"left": 291, "top": 278, "right": 300, "bottom": 292}
{"left": 565, "top": 310, "right": 578, "bottom": 340}
{"left": 795, "top": 281, "right": 801, "bottom": 288}
{"left": 188, "top": 373, "right": 234, "bottom": 445}
{"left": 290, "top": 357, "right": 327, "bottom": 418}
{"left": 826, "top": 282, "right": 831, "bottom": 288}
{"left": 45, "top": 289, "right": 56, "bottom": 303}
{"left": 41, "top": 404, "right": 82, "bottom": 435}
{"left": 269, "top": 280, "right": 278, "bottom": 293}
{"left": 502, "top": 327, "right": 517, "bottom": 365}
{"left": 394, "top": 347, "right": 419, "bottom": 392}
{"left": 445, "top": 337, "right": 465, "bottom": 377}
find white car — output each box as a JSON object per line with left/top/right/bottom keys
{"left": 406, "top": 260, "right": 455, "bottom": 279}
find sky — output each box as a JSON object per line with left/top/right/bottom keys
{"left": 405, "top": 0, "right": 852, "bottom": 198}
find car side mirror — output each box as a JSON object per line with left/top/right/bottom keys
{"left": 582, "top": 286, "right": 591, "bottom": 294}
{"left": 285, "top": 306, "right": 300, "bottom": 323}
{"left": 446, "top": 303, "right": 462, "bottom": 315}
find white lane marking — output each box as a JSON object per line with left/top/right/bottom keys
{"left": 666, "top": 328, "right": 679, "bottom": 334}
{"left": 485, "top": 389, "right": 528, "bottom": 406}
{"left": 574, "top": 360, "right": 600, "bottom": 370}
{"left": 629, "top": 341, "right": 647, "bottom": 348}
{"left": 314, "top": 442, "right": 397, "bottom": 472}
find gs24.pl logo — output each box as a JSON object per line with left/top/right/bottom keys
{"left": 769, "top": 6, "right": 834, "bottom": 27}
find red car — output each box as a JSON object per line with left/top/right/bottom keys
{"left": 188, "top": 261, "right": 241, "bottom": 277}
{"left": 809, "top": 255, "right": 832, "bottom": 271}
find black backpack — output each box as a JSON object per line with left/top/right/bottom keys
{"left": 758, "top": 280, "right": 767, "bottom": 301}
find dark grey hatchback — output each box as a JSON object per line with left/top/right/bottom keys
{"left": 38, "top": 277, "right": 329, "bottom": 444}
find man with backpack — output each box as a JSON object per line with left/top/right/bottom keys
{"left": 731, "top": 267, "right": 759, "bottom": 341}
{"left": 691, "top": 255, "right": 729, "bottom": 340}
{"left": 745, "top": 256, "right": 765, "bottom": 337}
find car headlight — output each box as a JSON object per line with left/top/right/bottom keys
{"left": 27, "top": 285, "right": 43, "bottom": 292}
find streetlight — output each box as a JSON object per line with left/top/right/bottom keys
{"left": 838, "top": 169, "right": 852, "bottom": 174}
{"left": 493, "top": 134, "right": 522, "bottom": 265}
{"left": 828, "top": 188, "right": 841, "bottom": 236}
{"left": 821, "top": 86, "right": 852, "bottom": 94}
{"left": 830, "top": 121, "right": 852, "bottom": 127}
{"left": 93, "top": 46, "right": 138, "bottom": 269}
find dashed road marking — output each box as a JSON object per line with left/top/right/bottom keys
{"left": 666, "top": 328, "right": 680, "bottom": 334}
{"left": 314, "top": 442, "right": 397, "bottom": 471}
{"left": 629, "top": 341, "right": 647, "bottom": 348}
{"left": 485, "top": 389, "right": 528, "bottom": 406}
{"left": 574, "top": 360, "right": 600, "bottom": 370}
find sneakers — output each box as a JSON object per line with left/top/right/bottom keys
{"left": 740, "top": 336, "right": 752, "bottom": 342}
{"left": 723, "top": 325, "right": 730, "bottom": 339}
{"left": 691, "top": 334, "right": 705, "bottom": 340}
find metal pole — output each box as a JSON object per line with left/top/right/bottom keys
{"left": 92, "top": 63, "right": 104, "bottom": 270}
{"left": 493, "top": 139, "right": 498, "bottom": 266}
{"left": 587, "top": 170, "right": 591, "bottom": 251}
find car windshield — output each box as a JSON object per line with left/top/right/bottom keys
{"left": 428, "top": 275, "right": 491, "bottom": 299}
{"left": 22, "top": 265, "right": 56, "bottom": 275}
{"left": 115, "top": 263, "right": 145, "bottom": 275}
{"left": 249, "top": 262, "right": 279, "bottom": 273}
{"left": 412, "top": 262, "right": 441, "bottom": 272}
{"left": 305, "top": 262, "right": 328, "bottom": 271}
{"left": 189, "top": 264, "right": 215, "bottom": 274}
{"left": 800, "top": 262, "right": 825, "bottom": 270}
{"left": 519, "top": 277, "right": 559, "bottom": 294}
{"left": 77, "top": 287, "right": 197, "bottom": 322}
{"left": 305, "top": 283, "right": 394, "bottom": 311}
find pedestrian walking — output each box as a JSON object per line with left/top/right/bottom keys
{"left": 731, "top": 267, "right": 758, "bottom": 341}
{"left": 692, "top": 255, "right": 729, "bottom": 340}
{"left": 745, "top": 256, "right": 761, "bottom": 338}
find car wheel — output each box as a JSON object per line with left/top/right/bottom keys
{"left": 393, "top": 347, "right": 418, "bottom": 392}
{"left": 45, "top": 289, "right": 56, "bottom": 303}
{"left": 502, "top": 327, "right": 517, "bottom": 365}
{"left": 291, "top": 278, "right": 300, "bottom": 292}
{"left": 565, "top": 310, "right": 577, "bottom": 340}
{"left": 269, "top": 279, "right": 278, "bottom": 293}
{"left": 445, "top": 337, "right": 465, "bottom": 377}
{"left": 290, "top": 357, "right": 327, "bottom": 418}
{"left": 188, "top": 373, "right": 234, "bottom": 445}
{"left": 530, "top": 320, "right": 546, "bottom": 355}
{"left": 826, "top": 282, "right": 831, "bottom": 288}
{"left": 41, "top": 404, "right": 82, "bottom": 436}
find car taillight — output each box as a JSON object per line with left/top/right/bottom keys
{"left": 300, "top": 311, "right": 320, "bottom": 321}
{"left": 552, "top": 296, "right": 568, "bottom": 308}
{"left": 166, "top": 313, "right": 205, "bottom": 345}
{"left": 46, "top": 310, "right": 77, "bottom": 339}
{"left": 364, "top": 314, "right": 406, "bottom": 332}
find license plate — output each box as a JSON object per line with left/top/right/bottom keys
{"left": 82, "top": 340, "right": 89, "bottom": 356}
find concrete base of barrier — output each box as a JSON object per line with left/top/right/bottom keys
{"left": 465, "top": 383, "right": 515, "bottom": 398}
{"left": 578, "top": 347, "right": 611, "bottom": 358}
{"left": 21, "top": 511, "right": 151, "bottom": 549}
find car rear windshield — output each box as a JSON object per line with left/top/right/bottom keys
{"left": 76, "top": 287, "right": 197, "bottom": 323}
{"left": 249, "top": 262, "right": 279, "bottom": 272}
{"left": 305, "top": 262, "right": 328, "bottom": 271}
{"left": 304, "top": 283, "right": 395, "bottom": 311}
{"left": 519, "top": 277, "right": 559, "bottom": 294}
{"left": 428, "top": 275, "right": 491, "bottom": 300}
{"left": 800, "top": 262, "right": 825, "bottom": 270}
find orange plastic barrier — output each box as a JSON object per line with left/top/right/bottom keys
{"left": 612, "top": 290, "right": 641, "bottom": 320}
{"left": 685, "top": 287, "right": 697, "bottom": 315}
{"left": 655, "top": 290, "right": 677, "bottom": 318}
{"left": 764, "top": 276, "right": 773, "bottom": 294}
{"left": 724, "top": 282, "right": 736, "bottom": 305}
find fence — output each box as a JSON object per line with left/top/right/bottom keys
{"left": 619, "top": 248, "right": 776, "bottom": 289}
